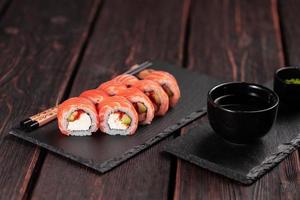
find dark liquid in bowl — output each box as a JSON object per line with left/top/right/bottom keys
{"left": 214, "top": 95, "right": 270, "bottom": 111}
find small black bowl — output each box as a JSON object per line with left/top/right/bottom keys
{"left": 274, "top": 67, "right": 300, "bottom": 106}
{"left": 207, "top": 82, "right": 279, "bottom": 144}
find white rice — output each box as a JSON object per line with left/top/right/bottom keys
{"left": 99, "top": 107, "right": 137, "bottom": 136}
{"left": 61, "top": 107, "right": 98, "bottom": 136}
{"left": 67, "top": 113, "right": 91, "bottom": 131}
{"left": 108, "top": 113, "right": 128, "bottom": 130}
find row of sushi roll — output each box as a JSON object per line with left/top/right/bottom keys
{"left": 57, "top": 69, "right": 181, "bottom": 136}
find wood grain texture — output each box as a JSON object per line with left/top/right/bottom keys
{"left": 279, "top": 0, "right": 300, "bottom": 65}
{"left": 175, "top": 0, "right": 299, "bottom": 199}
{"left": 187, "top": 0, "right": 284, "bottom": 82}
{"left": 278, "top": 0, "right": 300, "bottom": 198}
{"left": 31, "top": 0, "right": 186, "bottom": 199}
{"left": 0, "top": 0, "right": 101, "bottom": 198}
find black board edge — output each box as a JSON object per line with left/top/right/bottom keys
{"left": 163, "top": 144, "right": 252, "bottom": 185}
{"left": 9, "top": 129, "right": 99, "bottom": 171}
{"left": 246, "top": 133, "right": 300, "bottom": 181}
{"left": 9, "top": 109, "right": 207, "bottom": 173}
{"left": 97, "top": 109, "right": 207, "bottom": 172}
{"left": 163, "top": 126, "right": 300, "bottom": 185}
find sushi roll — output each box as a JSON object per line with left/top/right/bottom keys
{"left": 57, "top": 97, "right": 99, "bottom": 136}
{"left": 113, "top": 74, "right": 139, "bottom": 87}
{"left": 80, "top": 89, "right": 108, "bottom": 104}
{"left": 97, "top": 96, "right": 138, "bottom": 135}
{"left": 138, "top": 69, "right": 180, "bottom": 107}
{"left": 98, "top": 80, "right": 127, "bottom": 96}
{"left": 133, "top": 80, "right": 169, "bottom": 116}
{"left": 114, "top": 87, "right": 155, "bottom": 124}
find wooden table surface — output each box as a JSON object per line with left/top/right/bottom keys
{"left": 0, "top": 0, "right": 299, "bottom": 199}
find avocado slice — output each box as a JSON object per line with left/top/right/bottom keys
{"left": 121, "top": 114, "right": 131, "bottom": 125}
{"left": 136, "top": 102, "right": 147, "bottom": 113}
{"left": 67, "top": 111, "right": 78, "bottom": 122}
{"left": 152, "top": 93, "right": 161, "bottom": 105}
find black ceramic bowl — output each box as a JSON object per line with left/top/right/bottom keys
{"left": 274, "top": 67, "right": 300, "bottom": 106}
{"left": 207, "top": 82, "right": 279, "bottom": 144}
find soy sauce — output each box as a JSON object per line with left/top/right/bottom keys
{"left": 214, "top": 94, "right": 270, "bottom": 111}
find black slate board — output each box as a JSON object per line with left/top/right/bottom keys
{"left": 164, "top": 104, "right": 300, "bottom": 185}
{"left": 9, "top": 63, "right": 221, "bottom": 173}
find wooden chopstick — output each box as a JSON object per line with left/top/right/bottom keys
{"left": 20, "top": 61, "right": 153, "bottom": 131}
{"left": 125, "top": 61, "right": 152, "bottom": 74}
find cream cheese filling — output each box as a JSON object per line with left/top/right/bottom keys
{"left": 67, "top": 113, "right": 91, "bottom": 131}
{"left": 108, "top": 113, "right": 128, "bottom": 130}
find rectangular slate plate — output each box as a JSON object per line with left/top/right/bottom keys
{"left": 9, "top": 62, "right": 221, "bottom": 173}
{"left": 164, "top": 101, "right": 300, "bottom": 185}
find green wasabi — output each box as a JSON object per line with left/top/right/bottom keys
{"left": 284, "top": 78, "right": 300, "bottom": 84}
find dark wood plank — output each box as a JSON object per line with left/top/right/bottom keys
{"left": 187, "top": 0, "right": 284, "bottom": 82}
{"left": 0, "top": 0, "right": 101, "bottom": 198}
{"left": 174, "top": 0, "right": 299, "bottom": 199}
{"left": 279, "top": 0, "right": 300, "bottom": 65}
{"left": 31, "top": 0, "right": 188, "bottom": 199}
{"left": 0, "top": 0, "right": 10, "bottom": 17}
{"left": 278, "top": 0, "right": 300, "bottom": 197}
